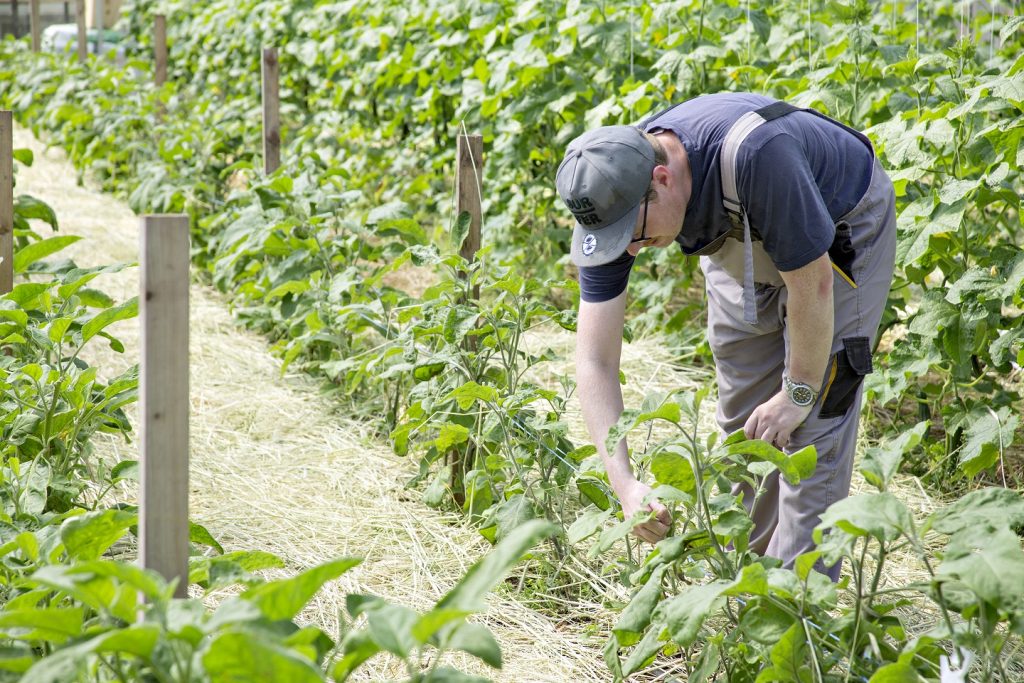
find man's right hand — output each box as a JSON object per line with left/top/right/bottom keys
{"left": 618, "top": 479, "right": 672, "bottom": 544}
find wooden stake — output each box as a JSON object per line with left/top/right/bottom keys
{"left": 0, "top": 111, "right": 12, "bottom": 296}
{"left": 455, "top": 134, "right": 483, "bottom": 265}
{"left": 261, "top": 47, "right": 280, "bottom": 174}
{"left": 154, "top": 14, "right": 167, "bottom": 87}
{"left": 139, "top": 214, "right": 190, "bottom": 599}
{"left": 76, "top": 0, "right": 86, "bottom": 62}
{"left": 29, "top": 0, "right": 40, "bottom": 52}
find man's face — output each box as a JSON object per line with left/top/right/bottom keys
{"left": 624, "top": 187, "right": 684, "bottom": 257}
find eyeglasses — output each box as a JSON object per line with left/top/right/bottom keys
{"left": 629, "top": 195, "right": 652, "bottom": 244}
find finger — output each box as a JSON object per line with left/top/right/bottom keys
{"left": 646, "top": 519, "right": 669, "bottom": 537}
{"left": 743, "top": 412, "right": 758, "bottom": 440}
{"left": 652, "top": 503, "right": 672, "bottom": 526}
{"left": 633, "top": 526, "right": 658, "bottom": 544}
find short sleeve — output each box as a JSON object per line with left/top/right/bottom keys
{"left": 579, "top": 252, "right": 635, "bottom": 302}
{"left": 740, "top": 134, "right": 835, "bottom": 272}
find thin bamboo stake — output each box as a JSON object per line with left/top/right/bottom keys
{"left": 139, "top": 214, "right": 190, "bottom": 599}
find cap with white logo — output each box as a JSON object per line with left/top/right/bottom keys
{"left": 555, "top": 125, "right": 655, "bottom": 267}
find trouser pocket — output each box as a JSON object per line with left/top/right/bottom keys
{"left": 818, "top": 336, "right": 873, "bottom": 419}
{"left": 829, "top": 220, "right": 857, "bottom": 287}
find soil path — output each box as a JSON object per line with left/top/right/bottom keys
{"left": 11, "top": 123, "right": 614, "bottom": 682}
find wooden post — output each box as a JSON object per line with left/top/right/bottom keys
{"left": 154, "top": 14, "right": 166, "bottom": 87}
{"left": 455, "top": 134, "right": 483, "bottom": 265}
{"left": 261, "top": 47, "right": 280, "bottom": 174}
{"left": 139, "top": 214, "right": 190, "bottom": 599}
{"left": 0, "top": 112, "right": 12, "bottom": 296}
{"left": 29, "top": 0, "right": 40, "bottom": 52}
{"left": 75, "top": 0, "right": 86, "bottom": 62}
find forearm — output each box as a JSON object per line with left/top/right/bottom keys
{"left": 783, "top": 256, "right": 834, "bottom": 390}
{"left": 577, "top": 361, "right": 637, "bottom": 493}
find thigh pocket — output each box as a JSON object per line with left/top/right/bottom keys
{"left": 818, "top": 336, "right": 873, "bottom": 419}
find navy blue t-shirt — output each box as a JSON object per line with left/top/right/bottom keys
{"left": 578, "top": 93, "right": 874, "bottom": 302}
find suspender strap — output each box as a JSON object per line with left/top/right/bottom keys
{"left": 754, "top": 100, "right": 800, "bottom": 121}
{"left": 719, "top": 101, "right": 802, "bottom": 324}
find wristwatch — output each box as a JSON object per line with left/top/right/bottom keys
{"left": 783, "top": 376, "right": 819, "bottom": 407}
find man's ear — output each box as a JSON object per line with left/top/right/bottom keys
{"left": 651, "top": 164, "right": 672, "bottom": 191}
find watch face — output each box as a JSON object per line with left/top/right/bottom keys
{"left": 793, "top": 385, "right": 814, "bottom": 405}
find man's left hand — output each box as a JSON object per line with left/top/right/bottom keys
{"left": 744, "top": 391, "right": 814, "bottom": 449}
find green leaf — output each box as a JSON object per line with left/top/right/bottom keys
{"left": 928, "top": 487, "right": 1024, "bottom": 535}
{"left": 242, "top": 557, "right": 362, "bottom": 621}
{"left": 756, "top": 623, "right": 813, "bottom": 682}
{"left": 726, "top": 439, "right": 816, "bottom": 485}
{"left": 653, "top": 579, "right": 731, "bottom": 647}
{"left": 13, "top": 196, "right": 58, "bottom": 230}
{"left": 446, "top": 622, "right": 502, "bottom": 669}
{"left": 13, "top": 148, "right": 33, "bottom": 166}
{"left": 60, "top": 509, "right": 137, "bottom": 561}
{"left": 0, "top": 607, "right": 85, "bottom": 643}
{"left": 567, "top": 507, "right": 611, "bottom": 545}
{"left": 959, "top": 406, "right": 1018, "bottom": 478}
{"left": 366, "top": 603, "right": 419, "bottom": 658}
{"left": 190, "top": 521, "right": 225, "bottom": 554}
{"left": 13, "top": 236, "right": 81, "bottom": 273}
{"left": 860, "top": 421, "right": 929, "bottom": 491}
{"left": 613, "top": 565, "right": 666, "bottom": 647}
{"left": 81, "top": 297, "right": 138, "bottom": 343}
{"left": 936, "top": 526, "right": 1024, "bottom": 610}
{"left": 4, "top": 283, "right": 49, "bottom": 307}
{"left": 202, "top": 630, "right": 324, "bottom": 683}
{"left": 444, "top": 382, "right": 498, "bottom": 410}
{"left": 816, "top": 493, "right": 912, "bottom": 542}
{"left": 436, "top": 519, "right": 556, "bottom": 613}
{"left": 453, "top": 211, "right": 471, "bottom": 250}
{"left": 740, "top": 596, "right": 796, "bottom": 645}
{"left": 650, "top": 448, "right": 696, "bottom": 494}
{"left": 434, "top": 423, "right": 470, "bottom": 452}
{"left": 868, "top": 658, "right": 922, "bottom": 682}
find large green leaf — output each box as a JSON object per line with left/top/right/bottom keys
{"left": 816, "top": 492, "right": 913, "bottom": 542}
{"left": 60, "top": 509, "right": 137, "bottom": 561}
{"left": 242, "top": 557, "right": 362, "bottom": 621}
{"left": 435, "top": 519, "right": 556, "bottom": 613}
{"left": 202, "top": 630, "right": 325, "bottom": 683}
{"left": 936, "top": 526, "right": 1024, "bottom": 610}
{"left": 958, "top": 406, "right": 1018, "bottom": 478}
{"left": 927, "top": 487, "right": 1024, "bottom": 536}
{"left": 13, "top": 236, "right": 81, "bottom": 273}
{"left": 653, "top": 579, "right": 731, "bottom": 647}
{"left": 81, "top": 297, "right": 138, "bottom": 343}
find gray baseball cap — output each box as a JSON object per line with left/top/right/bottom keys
{"left": 556, "top": 125, "right": 655, "bottom": 267}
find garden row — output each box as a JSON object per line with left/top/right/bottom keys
{"left": 0, "top": 147, "right": 558, "bottom": 681}
{"left": 0, "top": 0, "right": 1022, "bottom": 679}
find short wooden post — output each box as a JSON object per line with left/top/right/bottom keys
{"left": 455, "top": 134, "right": 483, "bottom": 265}
{"left": 261, "top": 47, "right": 280, "bottom": 174}
{"left": 75, "top": 0, "right": 86, "bottom": 62}
{"left": 29, "top": 0, "right": 40, "bottom": 52}
{"left": 154, "top": 14, "right": 167, "bottom": 86}
{"left": 139, "top": 214, "right": 190, "bottom": 599}
{"left": 0, "top": 111, "right": 12, "bottom": 296}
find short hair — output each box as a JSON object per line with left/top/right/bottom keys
{"left": 642, "top": 132, "right": 668, "bottom": 202}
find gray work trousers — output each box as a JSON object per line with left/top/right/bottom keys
{"left": 700, "top": 157, "right": 897, "bottom": 581}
